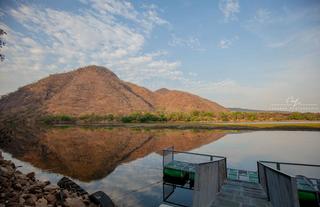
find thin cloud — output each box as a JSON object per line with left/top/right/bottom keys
{"left": 219, "top": 0, "right": 240, "bottom": 22}
{"left": 218, "top": 36, "right": 238, "bottom": 49}
{"left": 254, "top": 9, "right": 271, "bottom": 24}
{"left": 185, "top": 54, "right": 320, "bottom": 111}
{"left": 0, "top": 1, "right": 182, "bottom": 95}
{"left": 267, "top": 27, "right": 320, "bottom": 49}
{"left": 168, "top": 34, "right": 205, "bottom": 51}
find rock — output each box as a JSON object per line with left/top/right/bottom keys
{"left": 82, "top": 194, "right": 89, "bottom": 200}
{"left": 19, "top": 196, "right": 25, "bottom": 204}
{"left": 71, "top": 192, "right": 78, "bottom": 198}
{"left": 43, "top": 180, "right": 50, "bottom": 186}
{"left": 0, "top": 156, "right": 101, "bottom": 207}
{"left": 45, "top": 194, "right": 56, "bottom": 204}
{"left": 14, "top": 183, "right": 22, "bottom": 190}
{"left": 35, "top": 197, "right": 48, "bottom": 207}
{"left": 19, "top": 178, "right": 29, "bottom": 186}
{"left": 15, "top": 173, "right": 27, "bottom": 180}
{"left": 26, "top": 172, "right": 35, "bottom": 180}
{"left": 0, "top": 166, "right": 13, "bottom": 177}
{"left": 28, "top": 184, "right": 43, "bottom": 194}
{"left": 44, "top": 184, "right": 58, "bottom": 192}
{"left": 62, "top": 189, "right": 69, "bottom": 198}
{"left": 20, "top": 193, "right": 28, "bottom": 199}
{"left": 83, "top": 199, "right": 90, "bottom": 205}
{"left": 25, "top": 197, "right": 36, "bottom": 205}
{"left": 7, "top": 191, "right": 16, "bottom": 198}
{"left": 25, "top": 194, "right": 37, "bottom": 205}
{"left": 5, "top": 202, "right": 20, "bottom": 207}
{"left": 10, "top": 162, "right": 15, "bottom": 169}
{"left": 36, "top": 193, "right": 43, "bottom": 198}
{"left": 15, "top": 170, "right": 22, "bottom": 174}
{"left": 65, "top": 197, "right": 86, "bottom": 207}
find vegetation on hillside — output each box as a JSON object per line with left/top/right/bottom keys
{"left": 41, "top": 114, "right": 77, "bottom": 125}
{"left": 40, "top": 111, "right": 320, "bottom": 125}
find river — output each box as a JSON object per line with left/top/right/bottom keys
{"left": 1, "top": 127, "right": 319, "bottom": 206}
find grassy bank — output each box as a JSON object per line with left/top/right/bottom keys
{"left": 40, "top": 111, "right": 320, "bottom": 125}
{"left": 51, "top": 122, "right": 320, "bottom": 131}
{"left": 48, "top": 121, "right": 320, "bottom": 131}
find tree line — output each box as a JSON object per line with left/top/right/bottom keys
{"left": 40, "top": 111, "right": 320, "bottom": 124}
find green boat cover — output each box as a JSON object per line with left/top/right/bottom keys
{"left": 296, "top": 175, "right": 319, "bottom": 205}
{"left": 163, "top": 160, "right": 195, "bottom": 182}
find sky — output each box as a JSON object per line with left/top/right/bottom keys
{"left": 0, "top": 0, "right": 319, "bottom": 111}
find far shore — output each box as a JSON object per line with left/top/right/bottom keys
{"left": 52, "top": 121, "right": 320, "bottom": 131}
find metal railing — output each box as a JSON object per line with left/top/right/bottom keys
{"left": 193, "top": 158, "right": 227, "bottom": 207}
{"left": 259, "top": 160, "right": 320, "bottom": 180}
{"left": 258, "top": 161, "right": 303, "bottom": 207}
{"left": 163, "top": 147, "right": 227, "bottom": 207}
{"left": 163, "top": 147, "right": 226, "bottom": 165}
{"left": 259, "top": 160, "right": 320, "bottom": 168}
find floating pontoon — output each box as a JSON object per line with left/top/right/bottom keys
{"left": 161, "top": 147, "right": 320, "bottom": 207}
{"left": 162, "top": 147, "right": 227, "bottom": 206}
{"left": 258, "top": 161, "right": 320, "bottom": 207}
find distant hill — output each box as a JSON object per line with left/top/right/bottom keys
{"left": 0, "top": 65, "right": 228, "bottom": 119}
{"left": 228, "top": 108, "right": 270, "bottom": 112}
{"left": 228, "top": 108, "right": 288, "bottom": 113}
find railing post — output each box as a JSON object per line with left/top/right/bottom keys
{"left": 218, "top": 160, "right": 220, "bottom": 191}
{"left": 224, "top": 158, "right": 227, "bottom": 180}
{"left": 276, "top": 162, "right": 280, "bottom": 171}
{"left": 257, "top": 162, "right": 260, "bottom": 183}
{"left": 264, "top": 165, "right": 270, "bottom": 201}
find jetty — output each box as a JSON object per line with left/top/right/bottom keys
{"left": 162, "top": 147, "right": 320, "bottom": 207}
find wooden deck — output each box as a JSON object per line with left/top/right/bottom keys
{"left": 210, "top": 180, "right": 272, "bottom": 207}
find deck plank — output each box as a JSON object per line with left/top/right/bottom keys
{"left": 211, "top": 180, "right": 272, "bottom": 207}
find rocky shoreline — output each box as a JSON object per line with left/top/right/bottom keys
{"left": 0, "top": 151, "right": 98, "bottom": 207}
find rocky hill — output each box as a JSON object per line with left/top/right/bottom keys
{"left": 0, "top": 65, "right": 228, "bottom": 118}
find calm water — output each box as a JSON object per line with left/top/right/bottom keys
{"left": 1, "top": 127, "right": 319, "bottom": 206}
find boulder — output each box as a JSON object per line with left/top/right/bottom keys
{"left": 0, "top": 166, "right": 13, "bottom": 177}
{"left": 65, "top": 197, "right": 86, "bottom": 207}
{"left": 0, "top": 156, "right": 99, "bottom": 207}
{"left": 35, "top": 197, "right": 48, "bottom": 207}
{"left": 26, "top": 172, "right": 35, "bottom": 180}
{"left": 19, "top": 196, "right": 25, "bottom": 205}
{"left": 45, "top": 193, "right": 56, "bottom": 204}
{"left": 25, "top": 194, "right": 37, "bottom": 205}
{"left": 44, "top": 184, "right": 59, "bottom": 192}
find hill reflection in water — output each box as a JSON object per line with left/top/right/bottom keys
{"left": 0, "top": 127, "right": 226, "bottom": 182}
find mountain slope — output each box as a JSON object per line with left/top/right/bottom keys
{"left": 0, "top": 65, "right": 228, "bottom": 117}
{"left": 154, "top": 88, "right": 228, "bottom": 112}
{"left": 45, "top": 66, "right": 154, "bottom": 115}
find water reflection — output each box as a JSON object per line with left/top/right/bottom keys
{"left": 1, "top": 127, "right": 319, "bottom": 207}
{"left": 0, "top": 127, "right": 225, "bottom": 181}
{"left": 191, "top": 131, "right": 320, "bottom": 171}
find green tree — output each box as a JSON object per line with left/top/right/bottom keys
{"left": 219, "top": 112, "right": 229, "bottom": 121}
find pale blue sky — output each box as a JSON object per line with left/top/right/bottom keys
{"left": 0, "top": 0, "right": 319, "bottom": 111}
